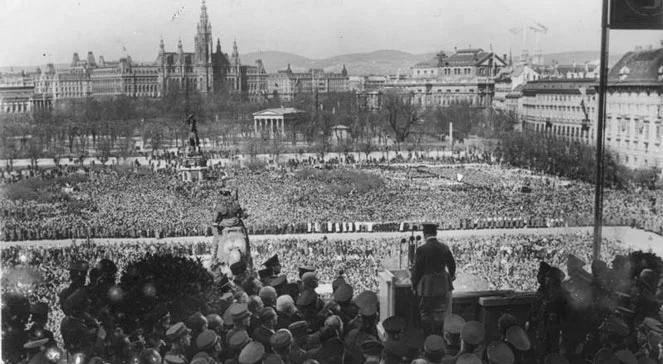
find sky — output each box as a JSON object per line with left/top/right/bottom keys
{"left": 1, "top": 0, "right": 662, "bottom": 67}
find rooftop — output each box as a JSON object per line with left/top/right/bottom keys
{"left": 608, "top": 47, "right": 663, "bottom": 85}
{"left": 253, "top": 107, "right": 306, "bottom": 117}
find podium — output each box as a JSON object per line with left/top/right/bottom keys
{"left": 377, "top": 269, "right": 536, "bottom": 343}
{"left": 378, "top": 269, "right": 418, "bottom": 326}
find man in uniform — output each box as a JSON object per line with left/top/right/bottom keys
{"left": 60, "top": 288, "right": 106, "bottom": 358}
{"left": 411, "top": 223, "right": 456, "bottom": 337}
{"left": 58, "top": 261, "right": 89, "bottom": 311}
{"left": 263, "top": 255, "right": 282, "bottom": 277}
{"left": 164, "top": 322, "right": 192, "bottom": 364}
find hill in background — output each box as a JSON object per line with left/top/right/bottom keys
{"left": 242, "top": 50, "right": 436, "bottom": 76}
{"left": 1, "top": 50, "right": 623, "bottom": 76}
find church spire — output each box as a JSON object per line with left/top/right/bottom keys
{"left": 195, "top": 0, "right": 212, "bottom": 65}
{"left": 231, "top": 40, "right": 240, "bottom": 66}
{"left": 216, "top": 38, "right": 221, "bottom": 53}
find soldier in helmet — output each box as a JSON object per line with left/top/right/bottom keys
{"left": 411, "top": 223, "right": 456, "bottom": 337}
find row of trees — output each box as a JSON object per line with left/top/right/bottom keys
{"left": 0, "top": 88, "right": 517, "bottom": 163}
{"left": 496, "top": 130, "right": 660, "bottom": 189}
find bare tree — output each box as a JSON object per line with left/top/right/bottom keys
{"left": 381, "top": 89, "right": 418, "bottom": 150}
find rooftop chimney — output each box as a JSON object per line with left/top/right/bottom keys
{"left": 87, "top": 51, "right": 97, "bottom": 67}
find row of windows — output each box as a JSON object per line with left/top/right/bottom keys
{"left": 609, "top": 119, "right": 662, "bottom": 140}
{"left": 532, "top": 123, "right": 591, "bottom": 139}
{"left": 416, "top": 67, "right": 474, "bottom": 76}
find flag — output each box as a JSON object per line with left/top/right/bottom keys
{"left": 610, "top": 0, "right": 663, "bottom": 29}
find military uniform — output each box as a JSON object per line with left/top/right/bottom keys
{"left": 60, "top": 315, "right": 98, "bottom": 356}
{"left": 411, "top": 224, "right": 456, "bottom": 337}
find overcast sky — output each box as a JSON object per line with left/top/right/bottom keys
{"left": 1, "top": 0, "right": 662, "bottom": 66}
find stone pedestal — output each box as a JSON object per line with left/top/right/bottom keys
{"left": 178, "top": 153, "right": 208, "bottom": 183}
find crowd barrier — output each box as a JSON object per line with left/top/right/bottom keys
{"left": 3, "top": 215, "right": 662, "bottom": 242}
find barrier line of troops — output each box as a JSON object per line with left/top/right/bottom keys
{"left": 2, "top": 216, "right": 611, "bottom": 242}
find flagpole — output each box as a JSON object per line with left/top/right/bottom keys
{"left": 593, "top": 0, "right": 610, "bottom": 261}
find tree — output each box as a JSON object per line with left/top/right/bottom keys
{"left": 381, "top": 90, "right": 419, "bottom": 149}
{"left": 98, "top": 138, "right": 112, "bottom": 165}
{"left": 26, "top": 136, "right": 43, "bottom": 169}
{"left": 269, "top": 135, "right": 283, "bottom": 162}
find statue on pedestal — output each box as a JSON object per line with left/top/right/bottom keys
{"left": 185, "top": 113, "right": 200, "bottom": 154}
{"left": 210, "top": 187, "right": 253, "bottom": 278}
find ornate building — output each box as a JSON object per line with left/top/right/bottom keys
{"left": 359, "top": 48, "right": 506, "bottom": 110}
{"left": 0, "top": 73, "right": 51, "bottom": 114}
{"left": 157, "top": 1, "right": 220, "bottom": 94}
{"left": 266, "top": 65, "right": 349, "bottom": 101}
{"left": 32, "top": 0, "right": 267, "bottom": 102}
{"left": 157, "top": 1, "right": 267, "bottom": 99}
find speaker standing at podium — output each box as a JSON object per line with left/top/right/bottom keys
{"left": 411, "top": 223, "right": 456, "bottom": 337}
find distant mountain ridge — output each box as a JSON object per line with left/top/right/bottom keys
{"left": 242, "top": 50, "right": 623, "bottom": 76}
{"left": 1, "top": 50, "right": 624, "bottom": 76}
{"left": 242, "top": 49, "right": 436, "bottom": 76}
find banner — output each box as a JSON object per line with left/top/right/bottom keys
{"left": 610, "top": 0, "right": 663, "bottom": 29}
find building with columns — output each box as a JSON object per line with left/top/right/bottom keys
{"left": 252, "top": 107, "right": 306, "bottom": 138}
{"left": 1, "top": 73, "right": 52, "bottom": 114}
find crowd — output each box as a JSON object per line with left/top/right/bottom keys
{"left": 2, "top": 162, "right": 661, "bottom": 241}
{"left": 3, "top": 230, "right": 663, "bottom": 364}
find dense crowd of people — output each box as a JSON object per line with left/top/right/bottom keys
{"left": 4, "top": 163, "right": 660, "bottom": 241}
{"left": 3, "top": 229, "right": 663, "bottom": 363}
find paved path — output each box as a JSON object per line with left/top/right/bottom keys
{"left": 3, "top": 226, "right": 662, "bottom": 256}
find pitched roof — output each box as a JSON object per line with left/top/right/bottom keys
{"left": 608, "top": 47, "right": 663, "bottom": 85}
{"left": 253, "top": 108, "right": 306, "bottom": 117}
{"left": 441, "top": 49, "right": 492, "bottom": 66}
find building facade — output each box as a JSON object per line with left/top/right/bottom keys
{"left": 252, "top": 107, "right": 306, "bottom": 138}
{"left": 520, "top": 79, "right": 597, "bottom": 142}
{"left": 0, "top": 73, "right": 52, "bottom": 114}
{"left": 29, "top": 1, "right": 265, "bottom": 102}
{"left": 519, "top": 46, "right": 663, "bottom": 170}
{"left": 360, "top": 48, "right": 506, "bottom": 110}
{"left": 267, "top": 65, "right": 349, "bottom": 102}
{"left": 603, "top": 48, "right": 663, "bottom": 169}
